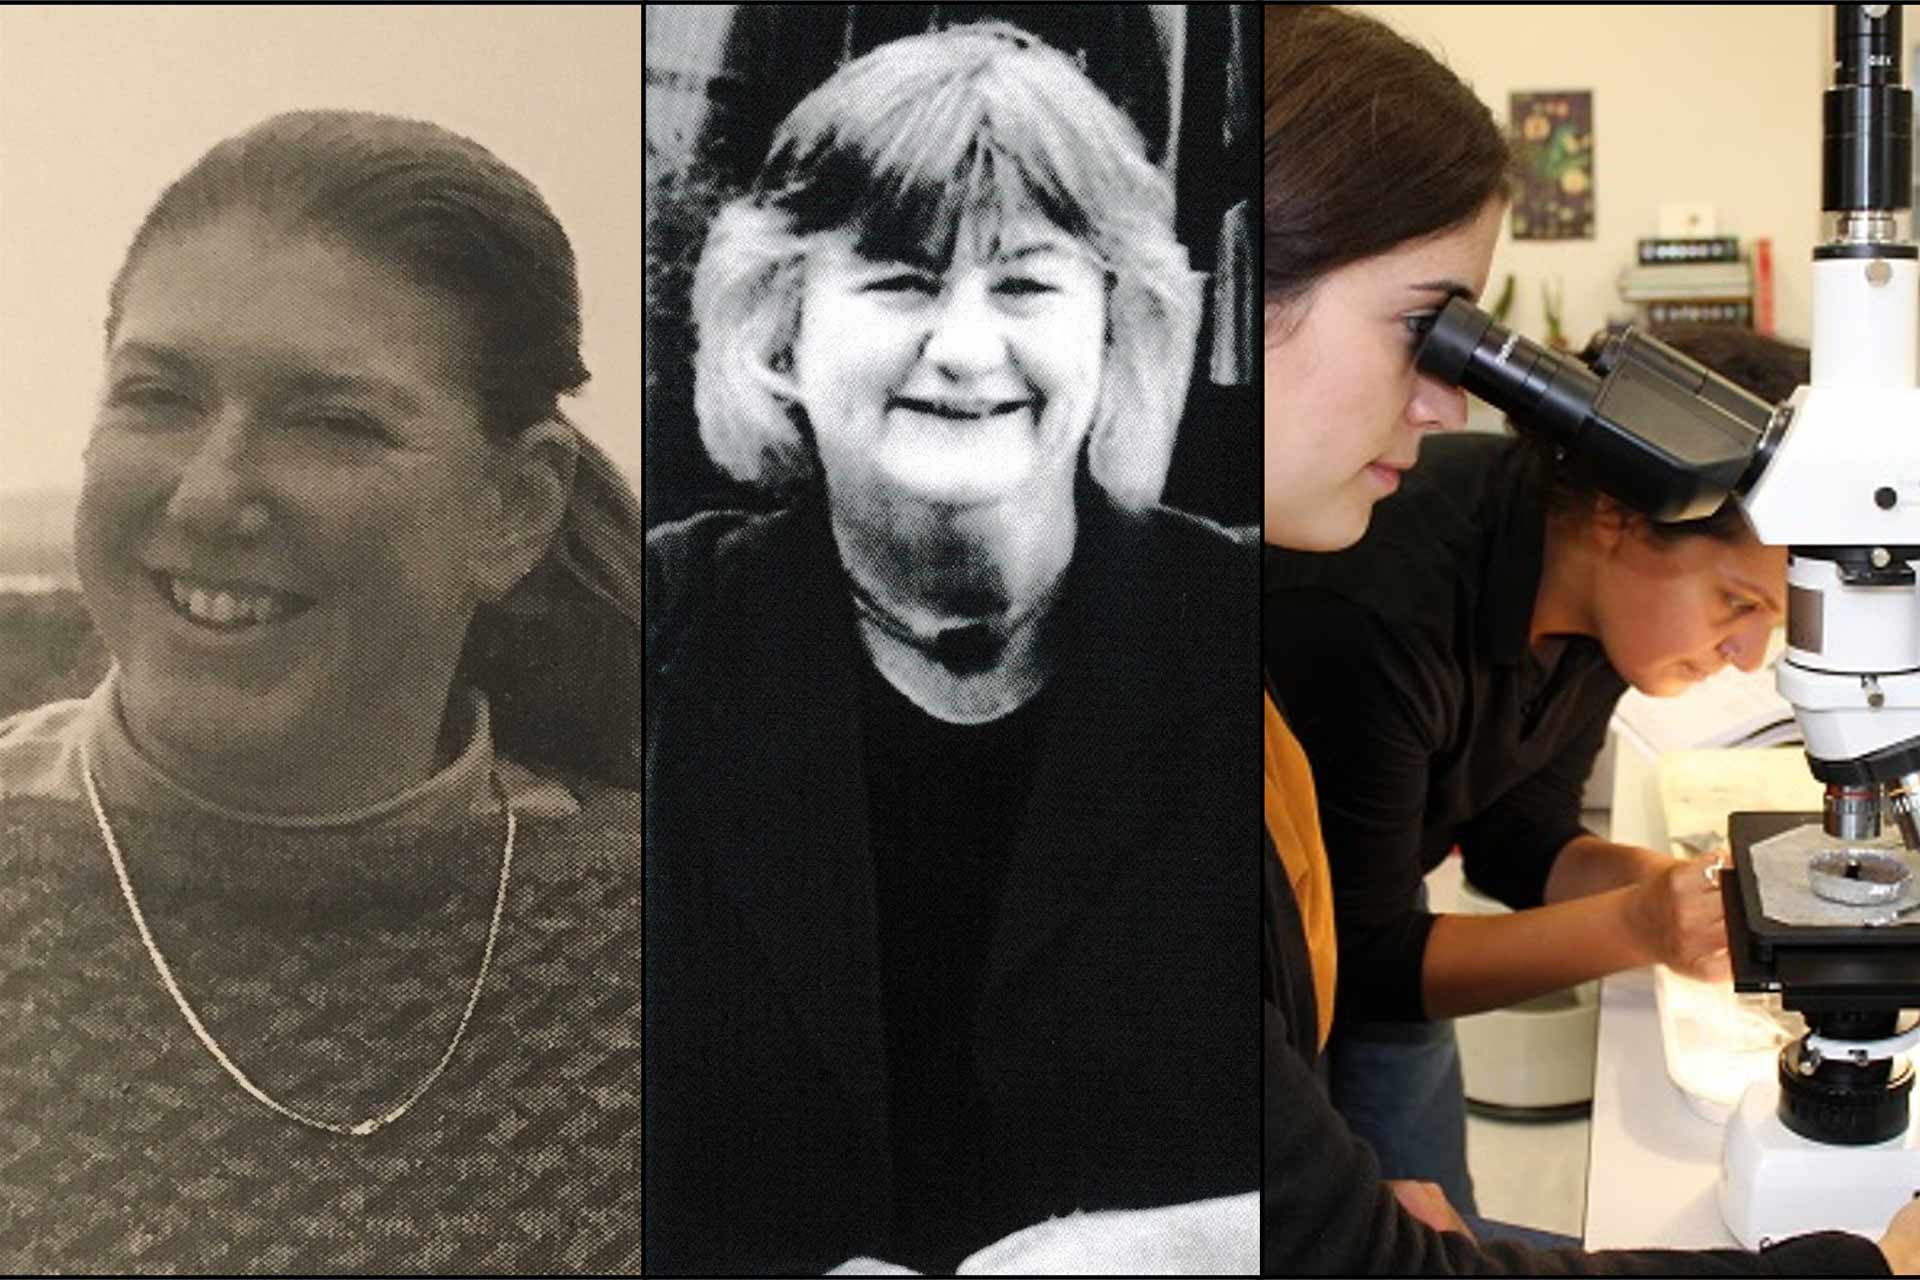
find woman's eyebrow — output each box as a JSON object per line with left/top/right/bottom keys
{"left": 997, "top": 242, "right": 1080, "bottom": 264}
{"left": 107, "top": 346, "right": 427, "bottom": 419}
{"left": 854, "top": 253, "right": 940, "bottom": 273}
{"left": 1728, "top": 573, "right": 1785, "bottom": 616}
{"left": 1408, "top": 278, "right": 1474, "bottom": 300}
{"left": 107, "top": 343, "right": 422, "bottom": 413}
{"left": 281, "top": 372, "right": 424, "bottom": 416}
{"left": 107, "top": 340, "right": 196, "bottom": 373}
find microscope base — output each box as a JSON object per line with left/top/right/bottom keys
{"left": 1719, "top": 1076, "right": 1920, "bottom": 1248}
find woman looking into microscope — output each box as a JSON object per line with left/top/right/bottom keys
{"left": 1264, "top": 4, "right": 1920, "bottom": 1272}
{"left": 1265, "top": 0, "right": 1789, "bottom": 1219}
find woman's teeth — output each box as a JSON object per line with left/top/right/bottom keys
{"left": 895, "top": 398, "right": 1030, "bottom": 420}
{"left": 163, "top": 575, "right": 301, "bottom": 628}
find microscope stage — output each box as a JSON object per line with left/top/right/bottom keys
{"left": 1727, "top": 812, "right": 1920, "bottom": 1011}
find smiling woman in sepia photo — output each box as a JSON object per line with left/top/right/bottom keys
{"left": 0, "top": 109, "right": 644, "bottom": 1273}
{"left": 644, "top": 16, "right": 1259, "bottom": 1275}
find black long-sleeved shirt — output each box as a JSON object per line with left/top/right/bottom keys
{"left": 645, "top": 480, "right": 1259, "bottom": 1273}
{"left": 861, "top": 661, "right": 1053, "bottom": 1271}
{"left": 1264, "top": 433, "right": 1627, "bottom": 1024}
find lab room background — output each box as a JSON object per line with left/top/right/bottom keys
{"left": 1361, "top": 3, "right": 1828, "bottom": 419}
{"left": 1340, "top": 3, "right": 1847, "bottom": 1241}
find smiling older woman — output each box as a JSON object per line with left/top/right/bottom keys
{"left": 644, "top": 21, "right": 1257, "bottom": 1276}
{"left": 0, "top": 111, "right": 642, "bottom": 1273}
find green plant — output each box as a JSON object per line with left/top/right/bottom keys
{"left": 1489, "top": 273, "right": 1516, "bottom": 324}
{"left": 1541, "top": 278, "right": 1568, "bottom": 350}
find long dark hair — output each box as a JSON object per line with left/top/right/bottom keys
{"left": 1262, "top": 5, "right": 1514, "bottom": 311}
{"left": 109, "top": 111, "right": 642, "bottom": 787}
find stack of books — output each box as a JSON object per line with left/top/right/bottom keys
{"left": 1618, "top": 236, "right": 1754, "bottom": 328}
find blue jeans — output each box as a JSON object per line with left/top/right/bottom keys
{"left": 1466, "top": 1215, "right": 1580, "bottom": 1250}
{"left": 1327, "top": 1015, "right": 1479, "bottom": 1217}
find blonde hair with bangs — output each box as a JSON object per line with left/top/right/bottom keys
{"left": 690, "top": 21, "right": 1202, "bottom": 509}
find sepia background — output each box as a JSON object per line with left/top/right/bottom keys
{"left": 0, "top": 4, "right": 642, "bottom": 714}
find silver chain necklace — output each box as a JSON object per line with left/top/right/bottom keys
{"left": 79, "top": 738, "right": 515, "bottom": 1138}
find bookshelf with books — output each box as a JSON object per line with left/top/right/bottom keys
{"left": 1636, "top": 235, "right": 1741, "bottom": 265}
{"left": 1618, "top": 236, "right": 1767, "bottom": 331}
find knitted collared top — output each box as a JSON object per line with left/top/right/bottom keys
{"left": 0, "top": 677, "right": 640, "bottom": 1273}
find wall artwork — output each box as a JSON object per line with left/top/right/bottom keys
{"left": 1510, "top": 89, "right": 1594, "bottom": 241}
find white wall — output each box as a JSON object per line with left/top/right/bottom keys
{"left": 1360, "top": 5, "right": 1828, "bottom": 353}
{"left": 0, "top": 5, "right": 641, "bottom": 496}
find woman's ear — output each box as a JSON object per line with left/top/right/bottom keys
{"left": 751, "top": 345, "right": 804, "bottom": 404}
{"left": 1264, "top": 293, "right": 1311, "bottom": 345}
{"left": 743, "top": 255, "right": 808, "bottom": 404}
{"left": 1588, "top": 494, "right": 1637, "bottom": 553}
{"left": 473, "top": 421, "right": 579, "bottom": 601}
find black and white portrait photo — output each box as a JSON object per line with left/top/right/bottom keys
{"left": 0, "top": 7, "right": 643, "bottom": 1273}
{"left": 643, "top": 6, "right": 1261, "bottom": 1273}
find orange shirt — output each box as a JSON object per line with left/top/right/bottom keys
{"left": 1264, "top": 689, "right": 1336, "bottom": 1051}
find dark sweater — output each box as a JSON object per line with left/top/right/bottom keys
{"left": 1265, "top": 433, "right": 1626, "bottom": 1023}
{"left": 0, "top": 779, "right": 641, "bottom": 1273}
{"left": 861, "top": 662, "right": 1053, "bottom": 1271}
{"left": 644, "top": 481, "right": 1259, "bottom": 1274}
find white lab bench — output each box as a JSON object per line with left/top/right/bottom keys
{"left": 1582, "top": 728, "right": 1826, "bottom": 1247}
{"left": 1585, "top": 966, "right": 1737, "bottom": 1247}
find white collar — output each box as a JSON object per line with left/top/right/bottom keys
{"left": 0, "top": 672, "right": 578, "bottom": 824}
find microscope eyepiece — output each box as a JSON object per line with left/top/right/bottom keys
{"left": 1413, "top": 297, "right": 1777, "bottom": 523}
{"left": 1413, "top": 297, "right": 1603, "bottom": 449}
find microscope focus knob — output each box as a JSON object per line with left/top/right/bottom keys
{"left": 1778, "top": 1038, "right": 1915, "bottom": 1145}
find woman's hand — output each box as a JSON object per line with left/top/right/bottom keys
{"left": 1626, "top": 856, "right": 1731, "bottom": 982}
{"left": 1881, "top": 1196, "right": 1920, "bottom": 1273}
{"left": 1387, "top": 1179, "right": 1475, "bottom": 1238}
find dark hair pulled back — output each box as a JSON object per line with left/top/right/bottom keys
{"left": 1262, "top": 5, "right": 1514, "bottom": 311}
{"left": 110, "top": 110, "right": 642, "bottom": 787}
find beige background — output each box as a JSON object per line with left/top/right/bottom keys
{"left": 0, "top": 4, "right": 641, "bottom": 496}
{"left": 1360, "top": 5, "right": 1828, "bottom": 355}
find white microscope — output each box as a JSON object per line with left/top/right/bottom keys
{"left": 1417, "top": 2, "right": 1920, "bottom": 1249}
